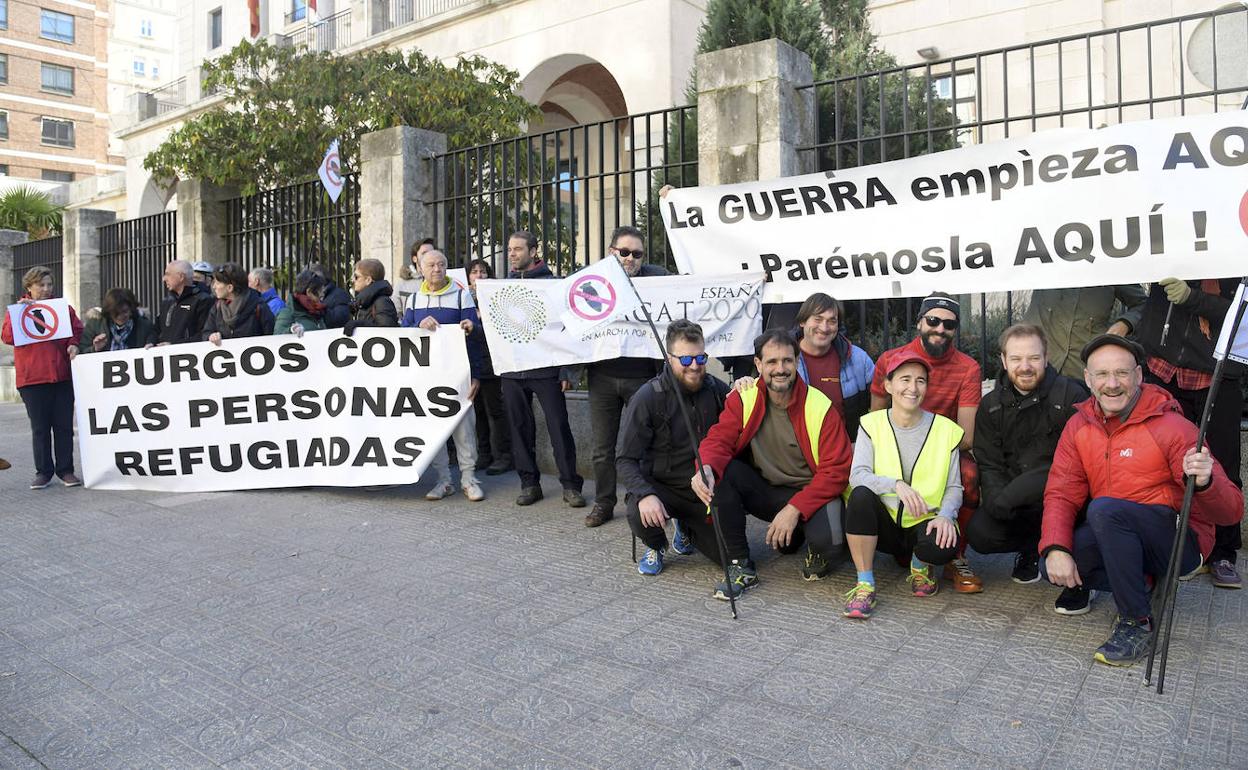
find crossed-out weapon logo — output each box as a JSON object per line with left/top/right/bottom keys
{"left": 488, "top": 284, "right": 547, "bottom": 344}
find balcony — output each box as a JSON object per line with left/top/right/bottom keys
{"left": 286, "top": 9, "right": 352, "bottom": 53}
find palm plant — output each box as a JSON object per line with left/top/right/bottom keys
{"left": 0, "top": 187, "right": 63, "bottom": 238}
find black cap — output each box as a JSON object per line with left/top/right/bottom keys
{"left": 1080, "top": 333, "right": 1146, "bottom": 366}
{"left": 918, "top": 293, "right": 959, "bottom": 320}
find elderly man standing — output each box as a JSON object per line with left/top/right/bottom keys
{"left": 248, "top": 266, "right": 286, "bottom": 317}
{"left": 583, "top": 225, "right": 669, "bottom": 528}
{"left": 1041, "top": 335, "right": 1242, "bottom": 666}
{"left": 155, "top": 260, "right": 214, "bottom": 345}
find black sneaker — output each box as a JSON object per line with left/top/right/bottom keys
{"left": 713, "top": 560, "right": 758, "bottom": 600}
{"left": 801, "top": 547, "right": 832, "bottom": 581}
{"left": 1012, "top": 551, "right": 1041, "bottom": 584}
{"left": 584, "top": 504, "right": 613, "bottom": 527}
{"left": 1054, "top": 586, "right": 1093, "bottom": 616}
{"left": 486, "top": 458, "right": 514, "bottom": 476}
{"left": 516, "top": 486, "right": 543, "bottom": 506}
{"left": 562, "top": 489, "right": 587, "bottom": 509}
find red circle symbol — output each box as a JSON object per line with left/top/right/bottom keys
{"left": 323, "top": 151, "right": 342, "bottom": 187}
{"left": 19, "top": 302, "right": 59, "bottom": 341}
{"left": 567, "top": 275, "right": 617, "bottom": 321}
{"left": 1239, "top": 189, "right": 1248, "bottom": 238}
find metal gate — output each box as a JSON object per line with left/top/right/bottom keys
{"left": 99, "top": 211, "right": 177, "bottom": 315}
{"left": 11, "top": 236, "right": 63, "bottom": 304}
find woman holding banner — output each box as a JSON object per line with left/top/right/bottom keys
{"left": 1, "top": 266, "right": 84, "bottom": 489}
{"left": 203, "top": 263, "right": 277, "bottom": 343}
{"left": 466, "top": 258, "right": 512, "bottom": 476}
{"left": 79, "top": 288, "right": 157, "bottom": 353}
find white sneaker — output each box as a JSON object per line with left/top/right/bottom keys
{"left": 462, "top": 481, "right": 485, "bottom": 502}
{"left": 425, "top": 481, "right": 455, "bottom": 501}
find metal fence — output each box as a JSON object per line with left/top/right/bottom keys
{"left": 429, "top": 105, "right": 698, "bottom": 277}
{"left": 376, "top": 0, "right": 475, "bottom": 35}
{"left": 11, "top": 236, "right": 63, "bottom": 304}
{"left": 98, "top": 212, "right": 177, "bottom": 316}
{"left": 794, "top": 5, "right": 1248, "bottom": 367}
{"left": 287, "top": 10, "right": 352, "bottom": 53}
{"left": 224, "top": 174, "right": 361, "bottom": 294}
{"left": 150, "top": 77, "right": 187, "bottom": 116}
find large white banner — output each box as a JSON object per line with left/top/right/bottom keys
{"left": 662, "top": 111, "right": 1248, "bottom": 303}
{"left": 476, "top": 273, "right": 765, "bottom": 373}
{"left": 72, "top": 328, "right": 471, "bottom": 492}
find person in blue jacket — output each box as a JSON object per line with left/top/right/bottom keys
{"left": 402, "top": 248, "right": 485, "bottom": 503}
{"left": 248, "top": 266, "right": 286, "bottom": 317}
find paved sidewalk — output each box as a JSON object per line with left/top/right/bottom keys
{"left": 0, "top": 401, "right": 1245, "bottom": 768}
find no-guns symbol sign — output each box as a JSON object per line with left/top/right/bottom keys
{"left": 566, "top": 274, "right": 618, "bottom": 322}
{"left": 318, "top": 138, "right": 344, "bottom": 203}
{"left": 6, "top": 297, "right": 72, "bottom": 347}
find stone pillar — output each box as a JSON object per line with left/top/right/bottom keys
{"left": 0, "top": 229, "right": 29, "bottom": 304}
{"left": 62, "top": 209, "right": 116, "bottom": 311}
{"left": 696, "top": 38, "right": 816, "bottom": 185}
{"left": 359, "top": 126, "right": 447, "bottom": 282}
{"left": 176, "top": 179, "right": 238, "bottom": 270}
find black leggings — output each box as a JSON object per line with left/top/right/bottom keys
{"left": 844, "top": 486, "right": 956, "bottom": 566}
{"left": 713, "top": 460, "right": 844, "bottom": 562}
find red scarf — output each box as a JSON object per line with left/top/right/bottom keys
{"left": 295, "top": 293, "right": 325, "bottom": 316}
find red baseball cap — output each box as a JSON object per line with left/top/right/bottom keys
{"left": 885, "top": 351, "right": 932, "bottom": 378}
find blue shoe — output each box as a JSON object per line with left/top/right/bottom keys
{"left": 1093, "top": 616, "right": 1154, "bottom": 667}
{"left": 638, "top": 547, "right": 665, "bottom": 576}
{"left": 670, "top": 521, "right": 695, "bottom": 556}
{"left": 713, "top": 560, "right": 758, "bottom": 600}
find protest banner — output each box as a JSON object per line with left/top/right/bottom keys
{"left": 6, "top": 298, "right": 73, "bottom": 347}
{"left": 72, "top": 327, "right": 471, "bottom": 492}
{"left": 662, "top": 111, "right": 1248, "bottom": 302}
{"left": 475, "top": 272, "right": 764, "bottom": 374}
{"left": 558, "top": 257, "right": 641, "bottom": 336}
{"left": 1214, "top": 279, "right": 1248, "bottom": 365}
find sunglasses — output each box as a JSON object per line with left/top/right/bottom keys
{"left": 923, "top": 315, "right": 959, "bottom": 331}
{"left": 672, "top": 353, "right": 709, "bottom": 366}
{"left": 614, "top": 247, "right": 645, "bottom": 259}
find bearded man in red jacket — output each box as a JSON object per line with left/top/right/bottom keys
{"left": 1041, "top": 334, "right": 1242, "bottom": 667}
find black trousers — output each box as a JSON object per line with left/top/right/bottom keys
{"left": 712, "top": 460, "right": 843, "bottom": 563}
{"left": 20, "top": 380, "right": 75, "bottom": 478}
{"left": 844, "top": 486, "right": 957, "bottom": 566}
{"left": 473, "top": 377, "right": 511, "bottom": 465}
{"left": 1146, "top": 372, "right": 1243, "bottom": 562}
{"left": 588, "top": 371, "right": 648, "bottom": 510}
{"left": 626, "top": 482, "right": 723, "bottom": 563}
{"left": 966, "top": 503, "right": 1043, "bottom": 555}
{"left": 502, "top": 376, "right": 582, "bottom": 491}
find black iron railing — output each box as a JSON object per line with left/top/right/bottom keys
{"left": 223, "top": 174, "right": 360, "bottom": 294}
{"left": 99, "top": 212, "right": 177, "bottom": 315}
{"left": 11, "top": 236, "right": 63, "bottom": 304}
{"left": 429, "top": 105, "right": 697, "bottom": 277}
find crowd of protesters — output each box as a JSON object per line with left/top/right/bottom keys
{"left": 2, "top": 222, "right": 1244, "bottom": 669}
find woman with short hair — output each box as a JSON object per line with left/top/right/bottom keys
{"left": 203, "top": 263, "right": 276, "bottom": 344}
{"left": 80, "top": 288, "right": 157, "bottom": 353}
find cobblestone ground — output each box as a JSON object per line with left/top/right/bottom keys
{"left": 0, "top": 402, "right": 1245, "bottom": 768}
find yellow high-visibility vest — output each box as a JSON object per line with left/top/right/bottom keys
{"left": 739, "top": 384, "right": 830, "bottom": 466}
{"left": 856, "top": 409, "right": 963, "bottom": 528}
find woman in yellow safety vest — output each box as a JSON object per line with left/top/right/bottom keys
{"left": 842, "top": 352, "right": 963, "bottom": 619}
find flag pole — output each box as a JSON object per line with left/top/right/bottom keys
{"left": 1145, "top": 275, "right": 1248, "bottom": 694}
{"left": 619, "top": 270, "right": 740, "bottom": 620}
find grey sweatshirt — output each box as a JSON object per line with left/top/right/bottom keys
{"left": 849, "top": 410, "right": 963, "bottom": 519}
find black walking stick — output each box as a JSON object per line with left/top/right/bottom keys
{"left": 1145, "top": 275, "right": 1248, "bottom": 694}
{"left": 620, "top": 271, "right": 740, "bottom": 619}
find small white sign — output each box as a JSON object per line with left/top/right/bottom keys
{"left": 318, "top": 138, "right": 344, "bottom": 203}
{"left": 6, "top": 298, "right": 73, "bottom": 347}
{"left": 1214, "top": 281, "right": 1248, "bottom": 365}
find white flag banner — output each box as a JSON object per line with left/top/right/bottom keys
{"left": 476, "top": 273, "right": 765, "bottom": 373}
{"left": 72, "top": 328, "right": 471, "bottom": 492}
{"left": 557, "top": 257, "right": 642, "bottom": 336}
{"left": 318, "top": 138, "right": 344, "bottom": 203}
{"left": 662, "top": 111, "right": 1248, "bottom": 303}
{"left": 6, "top": 298, "right": 73, "bottom": 347}
{"left": 1214, "top": 280, "right": 1248, "bottom": 365}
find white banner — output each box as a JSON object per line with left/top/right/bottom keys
{"left": 72, "top": 327, "right": 471, "bottom": 492}
{"left": 558, "top": 257, "right": 641, "bottom": 337}
{"left": 476, "top": 273, "right": 765, "bottom": 373}
{"left": 662, "top": 111, "right": 1248, "bottom": 303}
{"left": 6, "top": 298, "right": 73, "bottom": 347}
{"left": 1214, "top": 281, "right": 1248, "bottom": 365}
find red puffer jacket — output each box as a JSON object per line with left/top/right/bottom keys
{"left": 1041, "top": 383, "right": 1243, "bottom": 559}
{"left": 1, "top": 302, "right": 83, "bottom": 388}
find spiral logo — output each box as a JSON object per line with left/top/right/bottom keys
{"left": 488, "top": 284, "right": 547, "bottom": 344}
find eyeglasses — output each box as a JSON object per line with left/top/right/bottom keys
{"left": 672, "top": 353, "right": 709, "bottom": 366}
{"left": 923, "top": 315, "right": 959, "bottom": 331}
{"left": 614, "top": 248, "right": 645, "bottom": 259}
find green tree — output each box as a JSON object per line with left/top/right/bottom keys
{"left": 144, "top": 40, "right": 539, "bottom": 194}
{"left": 0, "top": 187, "right": 63, "bottom": 238}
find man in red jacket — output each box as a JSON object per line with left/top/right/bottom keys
{"left": 1042, "top": 334, "right": 1242, "bottom": 666}
{"left": 693, "top": 330, "right": 854, "bottom": 599}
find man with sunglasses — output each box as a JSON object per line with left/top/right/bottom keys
{"left": 582, "top": 226, "right": 670, "bottom": 528}
{"left": 618, "top": 320, "right": 730, "bottom": 574}
{"left": 870, "top": 293, "right": 985, "bottom": 593}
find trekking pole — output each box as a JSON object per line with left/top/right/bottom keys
{"left": 621, "top": 271, "right": 739, "bottom": 620}
{"left": 1145, "top": 275, "right": 1248, "bottom": 694}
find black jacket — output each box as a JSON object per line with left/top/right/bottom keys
{"left": 502, "top": 260, "right": 573, "bottom": 382}
{"left": 973, "top": 364, "right": 1089, "bottom": 517}
{"left": 344, "top": 280, "right": 399, "bottom": 334}
{"left": 202, "top": 288, "right": 276, "bottom": 340}
{"left": 322, "top": 280, "right": 352, "bottom": 329}
{"left": 155, "top": 283, "right": 214, "bottom": 344}
{"left": 590, "top": 262, "right": 670, "bottom": 380}
{"left": 1135, "top": 278, "right": 1243, "bottom": 379}
{"left": 616, "top": 367, "right": 730, "bottom": 499}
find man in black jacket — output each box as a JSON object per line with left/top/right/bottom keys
{"left": 155, "top": 260, "right": 214, "bottom": 344}
{"left": 343, "top": 259, "right": 399, "bottom": 335}
{"left": 583, "top": 225, "right": 669, "bottom": 528}
{"left": 1135, "top": 276, "right": 1244, "bottom": 589}
{"left": 501, "top": 231, "right": 585, "bottom": 509}
{"left": 618, "top": 319, "right": 730, "bottom": 574}
{"left": 968, "top": 324, "right": 1088, "bottom": 585}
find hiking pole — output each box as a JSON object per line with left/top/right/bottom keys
{"left": 621, "top": 271, "right": 739, "bottom": 620}
{"left": 1145, "top": 275, "right": 1248, "bottom": 694}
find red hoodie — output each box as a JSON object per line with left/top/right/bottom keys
{"left": 1, "top": 300, "right": 83, "bottom": 388}
{"left": 1041, "top": 383, "right": 1243, "bottom": 559}
{"left": 698, "top": 377, "right": 853, "bottom": 519}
